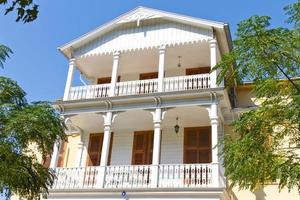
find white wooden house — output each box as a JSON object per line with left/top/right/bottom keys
{"left": 47, "top": 6, "right": 240, "bottom": 200}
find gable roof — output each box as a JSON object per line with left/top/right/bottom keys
{"left": 59, "top": 6, "right": 232, "bottom": 58}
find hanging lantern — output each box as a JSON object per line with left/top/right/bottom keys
{"left": 174, "top": 117, "right": 180, "bottom": 134}
{"left": 177, "top": 56, "right": 181, "bottom": 67}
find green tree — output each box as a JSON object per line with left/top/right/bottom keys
{"left": 214, "top": 1, "right": 300, "bottom": 192}
{"left": 0, "top": 77, "right": 65, "bottom": 199}
{"left": 0, "top": 45, "right": 12, "bottom": 68}
{"left": 0, "top": 1, "right": 66, "bottom": 199}
{"left": 0, "top": 0, "right": 38, "bottom": 23}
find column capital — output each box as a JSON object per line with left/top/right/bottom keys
{"left": 149, "top": 108, "right": 168, "bottom": 123}
{"left": 113, "top": 51, "right": 120, "bottom": 59}
{"left": 209, "top": 39, "right": 217, "bottom": 47}
{"left": 104, "top": 124, "right": 111, "bottom": 132}
{"left": 77, "top": 141, "right": 84, "bottom": 147}
{"left": 210, "top": 117, "right": 219, "bottom": 125}
{"left": 69, "top": 57, "right": 76, "bottom": 64}
{"left": 154, "top": 121, "right": 161, "bottom": 129}
{"left": 159, "top": 45, "right": 166, "bottom": 53}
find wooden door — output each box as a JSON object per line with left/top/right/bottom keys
{"left": 186, "top": 67, "right": 211, "bottom": 75}
{"left": 57, "top": 141, "right": 68, "bottom": 167}
{"left": 132, "top": 131, "right": 154, "bottom": 165}
{"left": 184, "top": 127, "right": 211, "bottom": 163}
{"left": 86, "top": 133, "right": 114, "bottom": 166}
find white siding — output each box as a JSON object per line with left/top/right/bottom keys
{"left": 160, "top": 127, "right": 184, "bottom": 164}
{"left": 75, "top": 20, "right": 213, "bottom": 57}
{"left": 110, "top": 131, "right": 134, "bottom": 165}
{"left": 109, "top": 128, "right": 184, "bottom": 165}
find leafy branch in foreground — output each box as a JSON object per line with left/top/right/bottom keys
{"left": 0, "top": 76, "right": 65, "bottom": 199}
{"left": 214, "top": 1, "right": 300, "bottom": 192}
{"left": 0, "top": 0, "right": 39, "bottom": 23}
{"left": 0, "top": 45, "right": 12, "bottom": 68}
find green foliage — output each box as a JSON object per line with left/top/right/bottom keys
{"left": 0, "top": 45, "right": 12, "bottom": 69}
{"left": 0, "top": 76, "right": 65, "bottom": 199}
{"left": 0, "top": 0, "right": 39, "bottom": 23}
{"left": 214, "top": 1, "right": 300, "bottom": 192}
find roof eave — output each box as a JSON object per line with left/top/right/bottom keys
{"left": 58, "top": 6, "right": 229, "bottom": 59}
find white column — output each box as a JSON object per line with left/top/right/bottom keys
{"left": 210, "top": 103, "right": 219, "bottom": 187}
{"left": 63, "top": 58, "right": 76, "bottom": 101}
{"left": 97, "top": 112, "right": 113, "bottom": 188}
{"left": 109, "top": 51, "right": 120, "bottom": 97}
{"left": 151, "top": 108, "right": 163, "bottom": 187}
{"left": 209, "top": 39, "right": 217, "bottom": 88}
{"left": 50, "top": 141, "right": 60, "bottom": 168}
{"left": 157, "top": 46, "right": 166, "bottom": 92}
{"left": 75, "top": 140, "right": 84, "bottom": 167}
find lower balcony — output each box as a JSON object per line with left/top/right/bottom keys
{"left": 68, "top": 74, "right": 211, "bottom": 101}
{"left": 52, "top": 163, "right": 222, "bottom": 190}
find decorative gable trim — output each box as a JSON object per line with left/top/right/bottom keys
{"left": 58, "top": 6, "right": 231, "bottom": 58}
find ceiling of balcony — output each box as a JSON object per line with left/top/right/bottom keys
{"left": 69, "top": 106, "right": 210, "bottom": 134}
{"left": 75, "top": 41, "right": 220, "bottom": 80}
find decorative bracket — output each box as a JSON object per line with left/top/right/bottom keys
{"left": 117, "top": 10, "right": 161, "bottom": 26}
{"left": 64, "top": 117, "right": 82, "bottom": 135}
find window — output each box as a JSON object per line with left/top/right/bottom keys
{"left": 184, "top": 127, "right": 211, "bottom": 163}
{"left": 132, "top": 131, "right": 154, "bottom": 165}
{"left": 86, "top": 133, "right": 114, "bottom": 166}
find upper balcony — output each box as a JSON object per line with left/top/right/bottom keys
{"left": 63, "top": 40, "right": 222, "bottom": 102}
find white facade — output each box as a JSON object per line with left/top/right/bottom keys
{"left": 49, "top": 6, "right": 235, "bottom": 200}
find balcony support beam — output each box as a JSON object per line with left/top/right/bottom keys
{"left": 209, "top": 39, "right": 217, "bottom": 88}
{"left": 150, "top": 108, "right": 166, "bottom": 187}
{"left": 109, "top": 51, "right": 120, "bottom": 97}
{"left": 50, "top": 140, "right": 60, "bottom": 168}
{"left": 158, "top": 45, "right": 166, "bottom": 92}
{"left": 206, "top": 96, "right": 220, "bottom": 187}
{"left": 75, "top": 139, "right": 84, "bottom": 167}
{"left": 97, "top": 111, "right": 120, "bottom": 188}
{"left": 63, "top": 58, "right": 76, "bottom": 101}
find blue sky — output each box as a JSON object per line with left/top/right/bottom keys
{"left": 0, "top": 0, "right": 295, "bottom": 102}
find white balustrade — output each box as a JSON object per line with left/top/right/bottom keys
{"left": 158, "top": 164, "right": 212, "bottom": 188}
{"left": 115, "top": 79, "right": 158, "bottom": 96}
{"left": 66, "top": 74, "right": 211, "bottom": 101}
{"left": 52, "top": 167, "right": 99, "bottom": 189}
{"left": 163, "top": 74, "right": 210, "bottom": 92}
{"left": 68, "top": 84, "right": 110, "bottom": 100}
{"left": 51, "top": 164, "right": 216, "bottom": 190}
{"left": 104, "top": 165, "right": 152, "bottom": 189}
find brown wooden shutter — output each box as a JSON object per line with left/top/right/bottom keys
{"left": 57, "top": 141, "right": 68, "bottom": 167}
{"left": 184, "top": 127, "right": 211, "bottom": 164}
{"left": 132, "top": 131, "right": 154, "bottom": 165}
{"left": 139, "top": 72, "right": 158, "bottom": 80}
{"left": 86, "top": 133, "right": 114, "bottom": 166}
{"left": 42, "top": 154, "right": 52, "bottom": 168}
{"left": 186, "top": 67, "right": 210, "bottom": 75}
{"left": 97, "top": 76, "right": 121, "bottom": 84}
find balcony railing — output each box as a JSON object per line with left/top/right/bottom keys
{"left": 51, "top": 163, "right": 218, "bottom": 190}
{"left": 67, "top": 74, "right": 211, "bottom": 101}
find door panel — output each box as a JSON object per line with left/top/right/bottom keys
{"left": 86, "top": 133, "right": 113, "bottom": 166}
{"left": 184, "top": 127, "right": 211, "bottom": 164}
{"left": 86, "top": 134, "right": 103, "bottom": 166}
{"left": 57, "top": 141, "right": 68, "bottom": 167}
{"left": 132, "top": 131, "right": 154, "bottom": 165}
